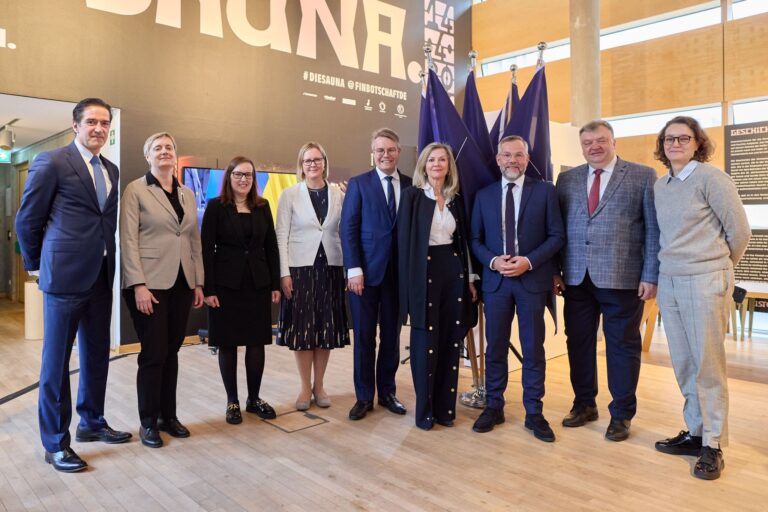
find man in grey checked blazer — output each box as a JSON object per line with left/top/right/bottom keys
{"left": 553, "top": 120, "right": 660, "bottom": 442}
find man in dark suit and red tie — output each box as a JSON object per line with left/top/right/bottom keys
{"left": 470, "top": 135, "right": 564, "bottom": 440}
{"left": 554, "top": 119, "right": 660, "bottom": 442}
{"left": 341, "top": 128, "right": 412, "bottom": 420}
{"left": 16, "top": 98, "right": 131, "bottom": 473}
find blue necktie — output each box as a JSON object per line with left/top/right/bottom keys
{"left": 385, "top": 176, "right": 396, "bottom": 221}
{"left": 505, "top": 183, "right": 516, "bottom": 255}
{"left": 91, "top": 155, "right": 107, "bottom": 210}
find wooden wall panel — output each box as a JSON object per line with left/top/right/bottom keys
{"left": 472, "top": 0, "right": 706, "bottom": 60}
{"left": 601, "top": 24, "right": 724, "bottom": 118}
{"left": 724, "top": 13, "right": 768, "bottom": 102}
{"left": 615, "top": 128, "right": 725, "bottom": 176}
{"left": 475, "top": 59, "right": 572, "bottom": 123}
{"left": 477, "top": 25, "right": 724, "bottom": 123}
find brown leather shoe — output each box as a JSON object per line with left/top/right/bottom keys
{"left": 562, "top": 405, "right": 599, "bottom": 427}
{"left": 694, "top": 446, "right": 724, "bottom": 480}
{"left": 605, "top": 418, "right": 631, "bottom": 442}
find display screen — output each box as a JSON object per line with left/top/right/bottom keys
{"left": 183, "top": 167, "right": 298, "bottom": 228}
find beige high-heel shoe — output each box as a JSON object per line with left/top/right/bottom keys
{"left": 313, "top": 388, "right": 331, "bottom": 408}
{"left": 295, "top": 392, "right": 312, "bottom": 411}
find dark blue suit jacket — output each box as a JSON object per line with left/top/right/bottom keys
{"left": 16, "top": 142, "right": 119, "bottom": 294}
{"left": 340, "top": 169, "right": 412, "bottom": 286}
{"left": 471, "top": 177, "right": 564, "bottom": 294}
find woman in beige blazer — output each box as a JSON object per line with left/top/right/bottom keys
{"left": 276, "top": 141, "right": 349, "bottom": 411}
{"left": 120, "top": 132, "right": 204, "bottom": 449}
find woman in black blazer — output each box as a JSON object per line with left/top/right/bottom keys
{"left": 398, "top": 143, "right": 478, "bottom": 430}
{"left": 201, "top": 156, "right": 281, "bottom": 425}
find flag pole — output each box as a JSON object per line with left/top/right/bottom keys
{"left": 536, "top": 41, "right": 547, "bottom": 69}
{"left": 468, "top": 49, "right": 478, "bottom": 73}
{"left": 424, "top": 43, "right": 435, "bottom": 71}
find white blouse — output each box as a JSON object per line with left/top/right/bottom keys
{"left": 420, "top": 184, "right": 477, "bottom": 282}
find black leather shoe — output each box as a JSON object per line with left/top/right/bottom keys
{"left": 472, "top": 407, "right": 505, "bottom": 433}
{"left": 45, "top": 447, "right": 87, "bottom": 473}
{"left": 226, "top": 402, "right": 242, "bottom": 425}
{"left": 378, "top": 393, "right": 407, "bottom": 415}
{"left": 605, "top": 418, "right": 631, "bottom": 442}
{"left": 349, "top": 400, "right": 373, "bottom": 420}
{"left": 435, "top": 418, "right": 454, "bottom": 427}
{"left": 525, "top": 413, "right": 556, "bottom": 442}
{"left": 139, "top": 426, "right": 163, "bottom": 448}
{"left": 694, "top": 446, "right": 724, "bottom": 480}
{"left": 246, "top": 397, "right": 277, "bottom": 419}
{"left": 655, "top": 430, "right": 702, "bottom": 456}
{"left": 157, "top": 418, "right": 190, "bottom": 438}
{"left": 75, "top": 423, "right": 132, "bottom": 444}
{"left": 562, "top": 405, "right": 599, "bottom": 427}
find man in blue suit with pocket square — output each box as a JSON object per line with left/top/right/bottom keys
{"left": 554, "top": 120, "right": 660, "bottom": 442}
{"left": 341, "top": 128, "right": 412, "bottom": 420}
{"left": 16, "top": 98, "right": 131, "bottom": 473}
{"left": 470, "top": 135, "right": 564, "bottom": 440}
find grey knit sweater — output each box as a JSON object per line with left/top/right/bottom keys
{"left": 654, "top": 161, "right": 751, "bottom": 276}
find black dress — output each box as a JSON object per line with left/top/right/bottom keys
{"left": 277, "top": 186, "right": 350, "bottom": 350}
{"left": 201, "top": 198, "right": 280, "bottom": 348}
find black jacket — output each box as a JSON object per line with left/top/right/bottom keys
{"left": 397, "top": 187, "right": 476, "bottom": 330}
{"left": 201, "top": 197, "right": 280, "bottom": 295}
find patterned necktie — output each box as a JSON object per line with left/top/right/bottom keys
{"left": 385, "top": 175, "right": 396, "bottom": 221}
{"left": 91, "top": 155, "right": 107, "bottom": 210}
{"left": 588, "top": 168, "right": 603, "bottom": 216}
{"left": 505, "top": 182, "right": 516, "bottom": 256}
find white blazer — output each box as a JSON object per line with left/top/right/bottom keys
{"left": 276, "top": 181, "right": 344, "bottom": 277}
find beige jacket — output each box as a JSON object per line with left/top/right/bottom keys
{"left": 120, "top": 175, "right": 204, "bottom": 290}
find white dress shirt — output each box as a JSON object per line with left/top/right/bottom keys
{"left": 421, "top": 184, "right": 477, "bottom": 282}
{"left": 490, "top": 174, "right": 532, "bottom": 272}
{"left": 586, "top": 154, "right": 617, "bottom": 200}
{"left": 74, "top": 138, "right": 113, "bottom": 197}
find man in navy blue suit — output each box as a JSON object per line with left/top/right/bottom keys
{"left": 341, "top": 128, "right": 412, "bottom": 420}
{"left": 470, "top": 135, "right": 564, "bottom": 440}
{"left": 16, "top": 98, "right": 131, "bottom": 473}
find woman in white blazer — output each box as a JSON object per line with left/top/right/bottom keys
{"left": 120, "top": 132, "right": 204, "bottom": 449}
{"left": 276, "top": 141, "right": 349, "bottom": 410}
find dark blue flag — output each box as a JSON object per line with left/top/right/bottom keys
{"left": 489, "top": 79, "right": 520, "bottom": 152}
{"left": 462, "top": 70, "right": 494, "bottom": 167}
{"left": 503, "top": 66, "right": 552, "bottom": 182}
{"left": 418, "top": 68, "right": 499, "bottom": 218}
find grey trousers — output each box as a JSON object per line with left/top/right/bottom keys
{"left": 657, "top": 268, "right": 733, "bottom": 448}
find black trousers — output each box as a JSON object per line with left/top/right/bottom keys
{"left": 124, "top": 269, "right": 194, "bottom": 427}
{"left": 409, "top": 245, "right": 465, "bottom": 429}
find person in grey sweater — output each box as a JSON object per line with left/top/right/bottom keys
{"left": 652, "top": 115, "right": 751, "bottom": 481}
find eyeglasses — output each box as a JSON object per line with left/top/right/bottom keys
{"left": 232, "top": 171, "right": 254, "bottom": 181}
{"left": 302, "top": 158, "right": 324, "bottom": 167}
{"left": 499, "top": 152, "right": 525, "bottom": 160}
{"left": 663, "top": 135, "right": 694, "bottom": 146}
{"left": 374, "top": 148, "right": 399, "bottom": 156}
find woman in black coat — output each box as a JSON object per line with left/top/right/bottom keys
{"left": 398, "top": 142, "right": 478, "bottom": 430}
{"left": 202, "top": 156, "right": 281, "bottom": 425}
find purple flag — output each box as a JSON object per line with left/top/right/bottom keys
{"left": 418, "top": 68, "right": 499, "bottom": 218}
{"left": 462, "top": 70, "right": 494, "bottom": 167}
{"left": 503, "top": 66, "right": 552, "bottom": 182}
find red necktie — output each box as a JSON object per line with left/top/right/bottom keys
{"left": 588, "top": 169, "right": 603, "bottom": 216}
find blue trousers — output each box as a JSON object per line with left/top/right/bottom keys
{"left": 483, "top": 277, "right": 547, "bottom": 413}
{"left": 563, "top": 272, "right": 643, "bottom": 420}
{"left": 39, "top": 260, "right": 112, "bottom": 452}
{"left": 348, "top": 263, "right": 401, "bottom": 401}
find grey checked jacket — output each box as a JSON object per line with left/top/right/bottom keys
{"left": 556, "top": 158, "right": 660, "bottom": 290}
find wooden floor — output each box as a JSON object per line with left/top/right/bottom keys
{"left": 1, "top": 298, "right": 767, "bottom": 511}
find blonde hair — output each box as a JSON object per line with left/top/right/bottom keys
{"left": 413, "top": 143, "right": 460, "bottom": 200}
{"left": 295, "top": 141, "right": 329, "bottom": 181}
{"left": 143, "top": 132, "right": 177, "bottom": 158}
